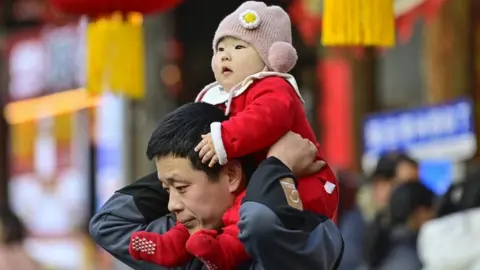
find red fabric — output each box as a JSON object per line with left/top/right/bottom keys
{"left": 186, "top": 191, "right": 249, "bottom": 270}
{"left": 288, "top": 0, "right": 322, "bottom": 47}
{"left": 129, "top": 223, "right": 193, "bottom": 267}
{"left": 197, "top": 77, "right": 339, "bottom": 268}
{"left": 49, "top": 0, "right": 182, "bottom": 16}
{"left": 220, "top": 77, "right": 296, "bottom": 159}
{"left": 205, "top": 76, "right": 339, "bottom": 218}
{"left": 396, "top": 0, "right": 448, "bottom": 43}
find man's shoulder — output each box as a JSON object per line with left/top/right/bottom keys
{"left": 236, "top": 260, "right": 261, "bottom": 270}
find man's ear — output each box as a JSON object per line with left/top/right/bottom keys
{"left": 220, "top": 160, "right": 244, "bottom": 193}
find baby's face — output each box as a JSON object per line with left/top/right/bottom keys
{"left": 213, "top": 37, "right": 265, "bottom": 91}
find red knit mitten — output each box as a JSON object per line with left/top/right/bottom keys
{"left": 186, "top": 228, "right": 249, "bottom": 270}
{"left": 129, "top": 223, "right": 193, "bottom": 267}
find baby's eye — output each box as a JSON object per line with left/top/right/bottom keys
{"left": 235, "top": 45, "right": 245, "bottom": 49}
{"left": 217, "top": 47, "right": 225, "bottom": 52}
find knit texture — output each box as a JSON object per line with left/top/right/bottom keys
{"left": 213, "top": 1, "right": 297, "bottom": 73}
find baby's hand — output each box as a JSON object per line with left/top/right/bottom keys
{"left": 194, "top": 133, "right": 219, "bottom": 167}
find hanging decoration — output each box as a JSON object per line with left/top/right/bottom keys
{"left": 49, "top": 0, "right": 183, "bottom": 99}
{"left": 395, "top": 0, "right": 447, "bottom": 43}
{"left": 322, "top": 0, "right": 396, "bottom": 47}
{"left": 288, "top": 0, "right": 323, "bottom": 47}
{"left": 290, "top": 0, "right": 448, "bottom": 48}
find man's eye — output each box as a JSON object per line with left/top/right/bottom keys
{"left": 176, "top": 186, "right": 188, "bottom": 193}
{"left": 235, "top": 45, "right": 245, "bottom": 49}
{"left": 163, "top": 187, "right": 170, "bottom": 193}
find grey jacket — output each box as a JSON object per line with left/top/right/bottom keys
{"left": 90, "top": 157, "right": 344, "bottom": 269}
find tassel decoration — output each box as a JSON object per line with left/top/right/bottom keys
{"left": 85, "top": 12, "right": 145, "bottom": 99}
{"left": 322, "top": 0, "right": 396, "bottom": 47}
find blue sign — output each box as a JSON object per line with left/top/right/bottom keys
{"left": 363, "top": 98, "right": 474, "bottom": 157}
{"left": 419, "top": 159, "right": 453, "bottom": 195}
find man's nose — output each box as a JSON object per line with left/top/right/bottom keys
{"left": 167, "top": 192, "right": 184, "bottom": 213}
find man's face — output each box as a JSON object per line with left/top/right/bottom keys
{"left": 372, "top": 178, "right": 394, "bottom": 210}
{"left": 395, "top": 161, "right": 419, "bottom": 183}
{"left": 156, "top": 155, "right": 241, "bottom": 234}
{"left": 213, "top": 37, "right": 265, "bottom": 91}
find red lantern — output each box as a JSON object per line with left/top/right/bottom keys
{"left": 49, "top": 0, "right": 182, "bottom": 16}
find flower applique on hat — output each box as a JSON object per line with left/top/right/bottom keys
{"left": 239, "top": 9, "right": 261, "bottom": 29}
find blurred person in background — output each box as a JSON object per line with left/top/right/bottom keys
{"left": 358, "top": 153, "right": 402, "bottom": 224}
{"left": 0, "top": 205, "right": 40, "bottom": 270}
{"left": 336, "top": 169, "right": 366, "bottom": 270}
{"left": 358, "top": 152, "right": 419, "bottom": 230}
{"left": 363, "top": 182, "right": 435, "bottom": 270}
{"left": 394, "top": 153, "right": 419, "bottom": 183}
{"left": 418, "top": 164, "right": 480, "bottom": 270}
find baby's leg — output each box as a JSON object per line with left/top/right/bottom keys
{"left": 186, "top": 202, "right": 250, "bottom": 270}
{"left": 297, "top": 165, "right": 339, "bottom": 219}
{"left": 129, "top": 222, "right": 193, "bottom": 267}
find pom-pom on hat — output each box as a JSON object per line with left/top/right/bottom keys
{"left": 213, "top": 1, "right": 297, "bottom": 73}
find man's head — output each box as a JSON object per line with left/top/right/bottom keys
{"left": 147, "top": 102, "right": 253, "bottom": 233}
{"left": 389, "top": 182, "right": 435, "bottom": 231}
{"left": 371, "top": 152, "right": 419, "bottom": 210}
{"left": 371, "top": 154, "right": 398, "bottom": 210}
{"left": 394, "top": 153, "right": 419, "bottom": 183}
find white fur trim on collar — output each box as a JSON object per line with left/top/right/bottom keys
{"left": 195, "top": 72, "right": 305, "bottom": 105}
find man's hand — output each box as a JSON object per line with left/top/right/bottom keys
{"left": 194, "top": 133, "right": 219, "bottom": 167}
{"left": 267, "top": 132, "right": 325, "bottom": 177}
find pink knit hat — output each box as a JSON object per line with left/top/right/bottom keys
{"left": 213, "top": 1, "right": 297, "bottom": 73}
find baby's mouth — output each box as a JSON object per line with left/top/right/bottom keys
{"left": 222, "top": 67, "right": 232, "bottom": 74}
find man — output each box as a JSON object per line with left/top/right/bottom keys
{"left": 360, "top": 152, "right": 419, "bottom": 269}
{"left": 89, "top": 102, "right": 344, "bottom": 270}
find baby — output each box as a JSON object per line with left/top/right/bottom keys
{"left": 129, "top": 2, "right": 339, "bottom": 269}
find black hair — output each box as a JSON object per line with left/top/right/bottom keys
{"left": 371, "top": 152, "right": 401, "bottom": 181}
{"left": 371, "top": 152, "right": 418, "bottom": 182}
{"left": 365, "top": 182, "right": 435, "bottom": 268}
{"left": 389, "top": 181, "right": 435, "bottom": 225}
{"left": 395, "top": 153, "right": 419, "bottom": 169}
{"left": 0, "top": 205, "right": 27, "bottom": 245}
{"left": 146, "top": 102, "right": 255, "bottom": 180}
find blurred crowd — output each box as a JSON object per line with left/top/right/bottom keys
{"left": 336, "top": 152, "right": 480, "bottom": 270}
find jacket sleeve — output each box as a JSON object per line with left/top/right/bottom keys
{"left": 210, "top": 77, "right": 297, "bottom": 164}
{"left": 239, "top": 157, "right": 344, "bottom": 270}
{"left": 89, "top": 172, "right": 202, "bottom": 270}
